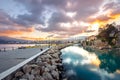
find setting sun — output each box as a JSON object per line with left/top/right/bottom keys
{"left": 91, "top": 22, "right": 100, "bottom": 31}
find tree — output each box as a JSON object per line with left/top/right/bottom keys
{"left": 97, "top": 23, "right": 118, "bottom": 46}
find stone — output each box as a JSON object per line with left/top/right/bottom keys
{"left": 44, "top": 67, "right": 50, "bottom": 72}
{"left": 26, "top": 73, "right": 35, "bottom": 80}
{"left": 51, "top": 70, "right": 59, "bottom": 80}
{"left": 47, "top": 64, "right": 56, "bottom": 71}
{"left": 37, "top": 62, "right": 45, "bottom": 66}
{"left": 34, "top": 75, "right": 45, "bottom": 80}
{"left": 46, "top": 54, "right": 52, "bottom": 59}
{"left": 19, "top": 79, "right": 28, "bottom": 80}
{"left": 57, "top": 64, "right": 63, "bottom": 71}
{"left": 30, "top": 64, "right": 38, "bottom": 68}
{"left": 15, "top": 71, "right": 24, "bottom": 78}
{"left": 63, "top": 78, "right": 68, "bottom": 80}
{"left": 42, "top": 72, "right": 54, "bottom": 80}
{"left": 31, "top": 68, "right": 40, "bottom": 76}
{"left": 36, "top": 58, "right": 41, "bottom": 63}
{"left": 51, "top": 60, "right": 57, "bottom": 65}
{"left": 23, "top": 65, "right": 32, "bottom": 74}
{"left": 52, "top": 53, "right": 59, "bottom": 58}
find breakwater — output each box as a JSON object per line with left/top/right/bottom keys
{"left": 1, "top": 44, "right": 71, "bottom": 80}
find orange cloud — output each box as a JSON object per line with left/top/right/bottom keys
{"left": 0, "top": 27, "right": 35, "bottom": 38}
{"left": 110, "top": 14, "right": 120, "bottom": 19}
{"left": 89, "top": 13, "right": 120, "bottom": 29}
{"left": 0, "top": 30, "right": 23, "bottom": 36}
{"left": 20, "top": 37, "right": 44, "bottom": 40}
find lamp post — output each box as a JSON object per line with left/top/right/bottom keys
{"left": 46, "top": 34, "right": 53, "bottom": 48}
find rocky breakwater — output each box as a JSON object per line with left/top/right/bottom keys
{"left": 10, "top": 45, "right": 68, "bottom": 80}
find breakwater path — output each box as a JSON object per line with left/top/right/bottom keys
{"left": 0, "top": 47, "right": 47, "bottom": 73}
{"left": 0, "top": 44, "right": 71, "bottom": 80}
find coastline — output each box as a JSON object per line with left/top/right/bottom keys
{"left": 2, "top": 44, "right": 71, "bottom": 80}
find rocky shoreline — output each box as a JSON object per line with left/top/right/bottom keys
{"left": 4, "top": 45, "right": 70, "bottom": 80}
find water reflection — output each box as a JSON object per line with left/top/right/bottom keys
{"left": 62, "top": 46, "right": 100, "bottom": 67}
{"left": 85, "top": 47, "right": 120, "bottom": 73}
{"left": 99, "top": 52, "right": 120, "bottom": 73}
{"left": 61, "top": 46, "right": 120, "bottom": 80}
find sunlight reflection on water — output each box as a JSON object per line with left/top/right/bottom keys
{"left": 61, "top": 46, "right": 120, "bottom": 80}
{"left": 62, "top": 46, "right": 100, "bottom": 67}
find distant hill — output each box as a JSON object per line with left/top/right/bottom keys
{"left": 0, "top": 36, "right": 30, "bottom": 44}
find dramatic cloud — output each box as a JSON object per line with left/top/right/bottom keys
{"left": 0, "top": 0, "right": 120, "bottom": 39}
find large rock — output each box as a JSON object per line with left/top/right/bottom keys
{"left": 15, "top": 71, "right": 24, "bottom": 78}
{"left": 25, "top": 73, "right": 35, "bottom": 80}
{"left": 36, "top": 58, "right": 42, "bottom": 63}
{"left": 34, "top": 75, "right": 44, "bottom": 80}
{"left": 37, "top": 62, "right": 45, "bottom": 66}
{"left": 52, "top": 53, "right": 59, "bottom": 58}
{"left": 19, "top": 79, "right": 28, "bottom": 80}
{"left": 42, "top": 72, "right": 54, "bottom": 80}
{"left": 46, "top": 64, "right": 56, "bottom": 71}
{"left": 30, "top": 64, "right": 39, "bottom": 68}
{"left": 51, "top": 70, "right": 59, "bottom": 80}
{"left": 23, "top": 65, "right": 32, "bottom": 74}
{"left": 31, "top": 68, "right": 40, "bottom": 76}
{"left": 46, "top": 54, "right": 52, "bottom": 59}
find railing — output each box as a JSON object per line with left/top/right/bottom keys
{"left": 0, "top": 48, "right": 50, "bottom": 80}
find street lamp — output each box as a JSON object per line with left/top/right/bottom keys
{"left": 46, "top": 35, "right": 53, "bottom": 48}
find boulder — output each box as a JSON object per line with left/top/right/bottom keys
{"left": 23, "top": 65, "right": 32, "bottom": 74}
{"left": 31, "top": 68, "right": 40, "bottom": 76}
{"left": 46, "top": 54, "right": 52, "bottom": 59}
{"left": 42, "top": 72, "right": 54, "bottom": 80}
{"left": 51, "top": 70, "right": 59, "bottom": 80}
{"left": 34, "top": 75, "right": 45, "bottom": 80}
{"left": 36, "top": 58, "right": 41, "bottom": 63}
{"left": 46, "top": 64, "right": 56, "bottom": 71}
{"left": 25, "top": 73, "right": 35, "bottom": 80}
{"left": 44, "top": 67, "right": 50, "bottom": 72}
{"left": 37, "top": 62, "right": 45, "bottom": 66}
{"left": 19, "top": 79, "right": 28, "bottom": 80}
{"left": 15, "top": 71, "right": 24, "bottom": 78}
{"left": 52, "top": 53, "right": 59, "bottom": 58}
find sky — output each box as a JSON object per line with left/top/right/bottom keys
{"left": 0, "top": 0, "right": 120, "bottom": 40}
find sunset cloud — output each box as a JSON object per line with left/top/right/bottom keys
{"left": 0, "top": 0, "right": 120, "bottom": 40}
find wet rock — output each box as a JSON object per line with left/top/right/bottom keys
{"left": 63, "top": 78, "right": 68, "bottom": 80}
{"left": 57, "top": 64, "right": 63, "bottom": 71}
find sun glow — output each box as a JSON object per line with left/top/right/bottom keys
{"left": 91, "top": 22, "right": 100, "bottom": 31}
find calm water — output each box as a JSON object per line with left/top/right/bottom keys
{"left": 0, "top": 44, "right": 36, "bottom": 50}
{"left": 61, "top": 45, "right": 120, "bottom": 80}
